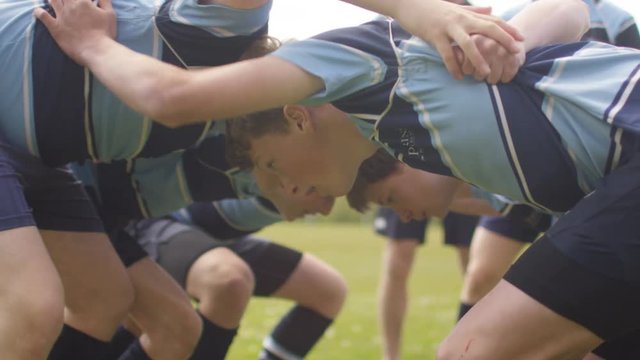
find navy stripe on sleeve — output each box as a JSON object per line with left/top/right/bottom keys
{"left": 32, "top": 14, "right": 91, "bottom": 166}
{"left": 490, "top": 83, "right": 585, "bottom": 212}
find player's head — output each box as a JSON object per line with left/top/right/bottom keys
{"left": 252, "top": 165, "right": 335, "bottom": 220}
{"left": 347, "top": 149, "right": 450, "bottom": 222}
{"left": 226, "top": 103, "right": 377, "bottom": 198}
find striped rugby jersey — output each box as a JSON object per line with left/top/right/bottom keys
{"left": 271, "top": 19, "right": 640, "bottom": 213}
{"left": 0, "top": 0, "right": 270, "bottom": 166}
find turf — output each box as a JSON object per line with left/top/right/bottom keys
{"left": 226, "top": 221, "right": 463, "bottom": 359}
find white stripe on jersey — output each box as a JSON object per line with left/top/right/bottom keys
{"left": 606, "top": 67, "right": 640, "bottom": 124}
{"left": 22, "top": 18, "right": 36, "bottom": 156}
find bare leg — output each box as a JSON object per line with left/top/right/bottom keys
{"left": 0, "top": 226, "right": 64, "bottom": 359}
{"left": 187, "top": 247, "right": 254, "bottom": 329}
{"left": 41, "top": 230, "right": 134, "bottom": 341}
{"left": 460, "top": 227, "right": 525, "bottom": 304}
{"left": 271, "top": 253, "right": 347, "bottom": 318}
{"left": 376, "top": 240, "right": 419, "bottom": 360}
{"left": 127, "top": 257, "right": 202, "bottom": 360}
{"left": 438, "top": 280, "right": 602, "bottom": 360}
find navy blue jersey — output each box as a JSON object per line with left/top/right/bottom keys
{"left": 0, "top": 0, "right": 270, "bottom": 166}
{"left": 271, "top": 19, "right": 640, "bottom": 213}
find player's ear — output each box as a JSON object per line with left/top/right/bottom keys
{"left": 283, "top": 105, "right": 313, "bottom": 133}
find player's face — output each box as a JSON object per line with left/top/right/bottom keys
{"left": 252, "top": 167, "right": 336, "bottom": 221}
{"left": 364, "top": 164, "right": 453, "bottom": 221}
{"left": 249, "top": 105, "right": 365, "bottom": 198}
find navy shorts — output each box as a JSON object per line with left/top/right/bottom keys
{"left": 0, "top": 141, "right": 103, "bottom": 232}
{"left": 374, "top": 207, "right": 478, "bottom": 246}
{"left": 478, "top": 216, "right": 541, "bottom": 243}
{"left": 505, "top": 154, "right": 640, "bottom": 340}
{"left": 156, "top": 228, "right": 303, "bottom": 296}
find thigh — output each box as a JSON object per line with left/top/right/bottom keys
{"left": 156, "top": 227, "right": 224, "bottom": 288}
{"left": 40, "top": 230, "right": 131, "bottom": 309}
{"left": 126, "top": 257, "right": 196, "bottom": 328}
{"left": 440, "top": 280, "right": 601, "bottom": 360}
{"left": 231, "top": 236, "right": 303, "bottom": 296}
{"left": 467, "top": 226, "right": 527, "bottom": 275}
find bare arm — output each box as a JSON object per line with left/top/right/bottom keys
{"left": 509, "top": 0, "right": 589, "bottom": 51}
{"left": 459, "top": 0, "right": 590, "bottom": 84}
{"left": 35, "top": 0, "right": 323, "bottom": 127}
{"left": 344, "top": 0, "right": 524, "bottom": 80}
{"left": 448, "top": 185, "right": 501, "bottom": 217}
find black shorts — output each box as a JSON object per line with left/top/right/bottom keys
{"left": 478, "top": 216, "right": 541, "bottom": 243}
{"left": 505, "top": 154, "right": 640, "bottom": 340}
{"left": 374, "top": 207, "right": 478, "bottom": 246}
{"left": 0, "top": 141, "right": 103, "bottom": 232}
{"left": 156, "top": 228, "right": 303, "bottom": 296}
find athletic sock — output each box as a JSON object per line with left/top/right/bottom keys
{"left": 189, "top": 312, "right": 238, "bottom": 360}
{"left": 457, "top": 302, "right": 474, "bottom": 321}
{"left": 118, "top": 340, "right": 151, "bottom": 360}
{"left": 48, "top": 324, "right": 110, "bottom": 360}
{"left": 102, "top": 326, "right": 136, "bottom": 360}
{"left": 259, "top": 305, "right": 333, "bottom": 360}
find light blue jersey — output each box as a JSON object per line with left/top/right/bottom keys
{"left": 0, "top": 0, "right": 270, "bottom": 166}
{"left": 271, "top": 19, "right": 640, "bottom": 213}
{"left": 73, "top": 132, "right": 266, "bottom": 219}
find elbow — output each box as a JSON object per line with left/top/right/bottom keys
{"left": 143, "top": 88, "right": 189, "bottom": 129}
{"left": 566, "top": 0, "right": 590, "bottom": 40}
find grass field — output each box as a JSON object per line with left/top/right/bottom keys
{"left": 226, "top": 220, "right": 464, "bottom": 359}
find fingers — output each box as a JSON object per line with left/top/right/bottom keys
{"left": 98, "top": 0, "right": 113, "bottom": 11}
{"left": 464, "top": 6, "right": 492, "bottom": 16}
{"left": 436, "top": 39, "right": 463, "bottom": 80}
{"left": 33, "top": 7, "right": 56, "bottom": 29}
{"left": 451, "top": 28, "right": 490, "bottom": 79}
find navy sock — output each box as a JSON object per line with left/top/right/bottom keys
{"left": 102, "top": 326, "right": 136, "bottom": 360}
{"left": 457, "top": 302, "right": 474, "bottom": 321}
{"left": 189, "top": 312, "right": 238, "bottom": 360}
{"left": 48, "top": 324, "right": 110, "bottom": 360}
{"left": 260, "top": 305, "right": 332, "bottom": 359}
{"left": 118, "top": 340, "right": 151, "bottom": 360}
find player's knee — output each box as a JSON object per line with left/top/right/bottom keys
{"left": 200, "top": 256, "right": 255, "bottom": 302}
{"left": 21, "top": 283, "right": 65, "bottom": 341}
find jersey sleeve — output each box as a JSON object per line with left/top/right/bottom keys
{"left": 270, "top": 38, "right": 388, "bottom": 105}
{"left": 174, "top": 198, "right": 282, "bottom": 239}
{"left": 166, "top": 0, "right": 271, "bottom": 37}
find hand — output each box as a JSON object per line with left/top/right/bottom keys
{"left": 34, "top": 0, "right": 116, "bottom": 66}
{"left": 393, "top": 0, "right": 524, "bottom": 80}
{"left": 454, "top": 35, "right": 525, "bottom": 84}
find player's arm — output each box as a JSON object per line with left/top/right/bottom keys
{"left": 447, "top": 184, "right": 501, "bottom": 217}
{"left": 508, "top": 0, "right": 588, "bottom": 51}
{"left": 35, "top": 0, "right": 323, "bottom": 127}
{"left": 344, "top": 0, "right": 523, "bottom": 80}
{"left": 460, "top": 0, "right": 590, "bottom": 84}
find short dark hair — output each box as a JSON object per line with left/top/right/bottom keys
{"left": 346, "top": 148, "right": 401, "bottom": 213}
{"left": 224, "top": 35, "right": 288, "bottom": 169}
{"left": 225, "top": 108, "right": 289, "bottom": 169}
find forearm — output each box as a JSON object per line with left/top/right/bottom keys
{"left": 341, "top": 0, "right": 428, "bottom": 19}
{"left": 448, "top": 185, "right": 501, "bottom": 217}
{"left": 82, "top": 37, "right": 194, "bottom": 126}
{"left": 509, "top": 0, "right": 589, "bottom": 51}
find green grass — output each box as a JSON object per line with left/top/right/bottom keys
{"left": 226, "top": 221, "right": 463, "bottom": 359}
